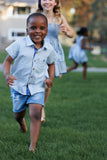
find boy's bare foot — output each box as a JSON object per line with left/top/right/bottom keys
{"left": 19, "top": 118, "right": 27, "bottom": 132}
{"left": 29, "top": 145, "right": 35, "bottom": 153}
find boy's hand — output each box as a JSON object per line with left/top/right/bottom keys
{"left": 5, "top": 74, "right": 17, "bottom": 87}
{"left": 45, "top": 78, "right": 53, "bottom": 88}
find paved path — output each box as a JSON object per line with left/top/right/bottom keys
{"left": 0, "top": 63, "right": 107, "bottom": 72}
{"left": 72, "top": 67, "right": 107, "bottom": 72}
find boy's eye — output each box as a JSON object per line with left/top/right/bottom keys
{"left": 31, "top": 26, "right": 36, "bottom": 30}
{"left": 40, "top": 26, "right": 45, "bottom": 30}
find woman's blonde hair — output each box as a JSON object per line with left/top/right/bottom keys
{"left": 37, "top": 0, "right": 61, "bottom": 18}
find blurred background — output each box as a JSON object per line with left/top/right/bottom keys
{"left": 0, "top": 0, "right": 107, "bottom": 56}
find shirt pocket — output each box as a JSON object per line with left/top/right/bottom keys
{"left": 35, "top": 59, "right": 46, "bottom": 73}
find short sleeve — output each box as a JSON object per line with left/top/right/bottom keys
{"left": 5, "top": 40, "right": 19, "bottom": 59}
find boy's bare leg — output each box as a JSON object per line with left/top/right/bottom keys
{"left": 14, "top": 110, "right": 27, "bottom": 132}
{"left": 41, "top": 87, "right": 51, "bottom": 122}
{"left": 29, "top": 103, "right": 42, "bottom": 152}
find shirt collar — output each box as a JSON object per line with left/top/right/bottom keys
{"left": 26, "top": 35, "right": 35, "bottom": 47}
{"left": 26, "top": 35, "right": 50, "bottom": 51}
{"left": 40, "top": 39, "right": 49, "bottom": 50}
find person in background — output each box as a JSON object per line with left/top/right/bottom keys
{"left": 37, "top": 0, "right": 74, "bottom": 122}
{"left": 67, "top": 27, "right": 93, "bottom": 80}
{"left": 3, "top": 13, "right": 55, "bottom": 153}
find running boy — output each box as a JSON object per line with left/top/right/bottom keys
{"left": 3, "top": 13, "right": 55, "bottom": 153}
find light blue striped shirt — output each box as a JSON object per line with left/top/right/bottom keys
{"left": 6, "top": 35, "right": 55, "bottom": 95}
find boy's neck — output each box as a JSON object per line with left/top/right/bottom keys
{"left": 35, "top": 41, "right": 43, "bottom": 50}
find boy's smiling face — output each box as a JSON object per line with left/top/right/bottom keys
{"left": 26, "top": 16, "right": 48, "bottom": 46}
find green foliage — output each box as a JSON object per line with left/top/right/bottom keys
{"left": 0, "top": 71, "right": 107, "bottom": 160}
{"left": 88, "top": 0, "right": 107, "bottom": 42}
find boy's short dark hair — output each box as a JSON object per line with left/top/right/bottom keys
{"left": 27, "top": 12, "right": 48, "bottom": 26}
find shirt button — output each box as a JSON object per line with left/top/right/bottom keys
{"left": 31, "top": 76, "right": 33, "bottom": 78}
{"left": 33, "top": 68, "right": 35, "bottom": 70}
{"left": 36, "top": 52, "right": 38, "bottom": 54}
{"left": 29, "top": 83, "right": 30, "bottom": 85}
{"left": 34, "top": 60, "right": 36, "bottom": 62}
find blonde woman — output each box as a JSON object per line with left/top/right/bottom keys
{"left": 37, "top": 0, "right": 74, "bottom": 122}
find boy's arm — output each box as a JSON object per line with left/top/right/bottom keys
{"left": 45, "top": 62, "right": 55, "bottom": 88}
{"left": 3, "top": 55, "right": 17, "bottom": 87}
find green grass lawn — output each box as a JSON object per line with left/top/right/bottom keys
{"left": 0, "top": 72, "right": 107, "bottom": 160}
{"left": 0, "top": 50, "right": 7, "bottom": 63}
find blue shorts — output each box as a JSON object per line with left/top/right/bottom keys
{"left": 11, "top": 88, "right": 45, "bottom": 113}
